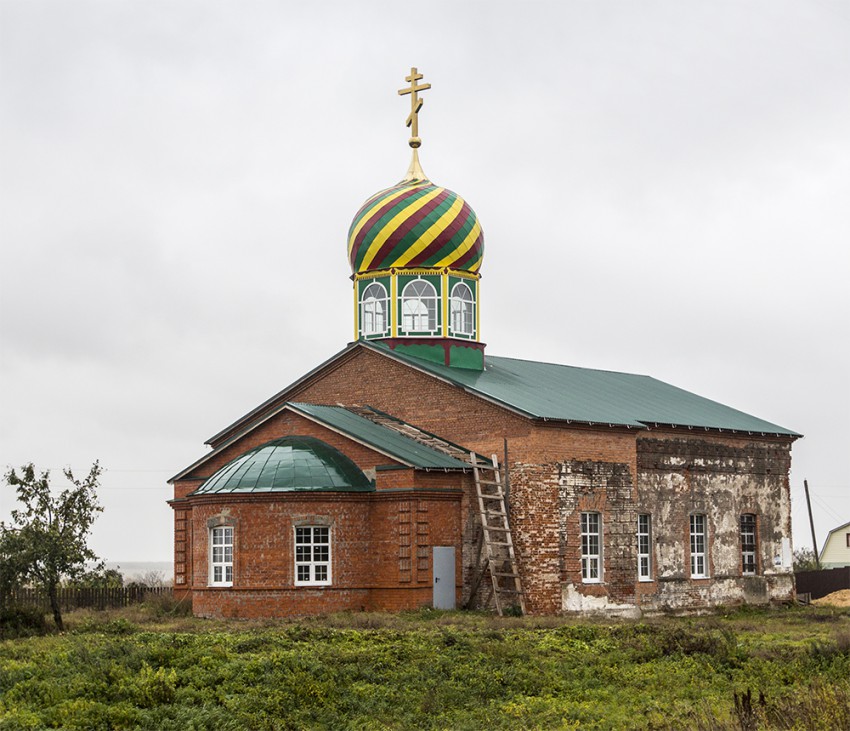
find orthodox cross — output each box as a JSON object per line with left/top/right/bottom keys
{"left": 398, "top": 67, "right": 431, "bottom": 149}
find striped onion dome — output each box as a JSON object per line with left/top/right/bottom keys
{"left": 348, "top": 178, "right": 484, "bottom": 275}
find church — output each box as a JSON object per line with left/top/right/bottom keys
{"left": 168, "top": 69, "right": 800, "bottom": 618}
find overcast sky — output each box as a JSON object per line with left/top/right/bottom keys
{"left": 1, "top": 1, "right": 848, "bottom": 567}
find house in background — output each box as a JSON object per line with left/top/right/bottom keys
{"left": 168, "top": 69, "right": 801, "bottom": 618}
{"left": 819, "top": 521, "right": 850, "bottom": 568}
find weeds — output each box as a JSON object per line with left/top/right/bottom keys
{"left": 1, "top": 605, "right": 848, "bottom": 730}
{"left": 0, "top": 605, "right": 47, "bottom": 640}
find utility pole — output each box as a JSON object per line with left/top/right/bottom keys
{"left": 804, "top": 479, "right": 820, "bottom": 570}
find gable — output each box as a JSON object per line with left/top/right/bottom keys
{"left": 821, "top": 521, "right": 850, "bottom": 562}
{"left": 201, "top": 342, "right": 533, "bottom": 456}
{"left": 171, "top": 405, "right": 407, "bottom": 486}
{"left": 177, "top": 340, "right": 798, "bottom": 485}
{"left": 171, "top": 399, "right": 479, "bottom": 485}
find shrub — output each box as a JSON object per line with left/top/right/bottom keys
{"left": 134, "top": 664, "right": 177, "bottom": 708}
{"left": 142, "top": 591, "right": 191, "bottom": 618}
{"left": 0, "top": 604, "right": 48, "bottom": 639}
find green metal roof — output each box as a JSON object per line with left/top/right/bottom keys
{"left": 371, "top": 344, "right": 800, "bottom": 437}
{"left": 191, "top": 436, "right": 374, "bottom": 495}
{"left": 288, "top": 403, "right": 474, "bottom": 469}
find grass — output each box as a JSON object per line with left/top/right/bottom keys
{"left": 1, "top": 603, "right": 849, "bottom": 730}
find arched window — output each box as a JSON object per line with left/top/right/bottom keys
{"left": 401, "top": 279, "right": 438, "bottom": 334}
{"left": 360, "top": 282, "right": 388, "bottom": 337}
{"left": 450, "top": 282, "right": 475, "bottom": 336}
{"left": 209, "top": 526, "right": 234, "bottom": 586}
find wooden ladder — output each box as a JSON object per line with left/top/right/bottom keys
{"left": 469, "top": 452, "right": 526, "bottom": 616}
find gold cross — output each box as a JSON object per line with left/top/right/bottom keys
{"left": 398, "top": 67, "right": 431, "bottom": 149}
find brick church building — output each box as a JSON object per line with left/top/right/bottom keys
{"left": 169, "top": 70, "right": 800, "bottom": 618}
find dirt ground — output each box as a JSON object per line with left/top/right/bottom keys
{"left": 811, "top": 589, "right": 850, "bottom": 607}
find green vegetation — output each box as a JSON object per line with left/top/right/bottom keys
{"left": 1, "top": 462, "right": 104, "bottom": 630}
{"left": 792, "top": 548, "right": 819, "bottom": 572}
{"left": 1, "top": 605, "right": 848, "bottom": 730}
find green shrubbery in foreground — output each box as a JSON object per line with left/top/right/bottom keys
{"left": 0, "top": 605, "right": 849, "bottom": 730}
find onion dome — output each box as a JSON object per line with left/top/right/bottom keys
{"left": 347, "top": 177, "right": 484, "bottom": 275}
{"left": 192, "top": 436, "right": 374, "bottom": 495}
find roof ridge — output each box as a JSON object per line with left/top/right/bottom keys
{"left": 286, "top": 402, "right": 475, "bottom": 470}
{"left": 348, "top": 405, "right": 475, "bottom": 462}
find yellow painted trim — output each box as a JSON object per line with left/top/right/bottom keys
{"left": 445, "top": 269, "right": 479, "bottom": 281}
{"left": 353, "top": 271, "right": 386, "bottom": 282}
{"left": 353, "top": 282, "right": 359, "bottom": 340}
{"left": 476, "top": 280, "right": 481, "bottom": 341}
{"left": 390, "top": 267, "right": 442, "bottom": 276}
{"left": 390, "top": 273, "right": 398, "bottom": 338}
{"left": 441, "top": 271, "right": 448, "bottom": 338}
{"left": 359, "top": 187, "right": 444, "bottom": 270}
{"left": 432, "top": 218, "right": 481, "bottom": 269}
{"left": 393, "top": 196, "right": 464, "bottom": 268}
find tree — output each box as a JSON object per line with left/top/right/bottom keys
{"left": 65, "top": 567, "right": 124, "bottom": 589}
{"left": 0, "top": 529, "right": 27, "bottom": 611}
{"left": 793, "top": 547, "right": 819, "bottom": 572}
{"left": 1, "top": 462, "right": 104, "bottom": 630}
{"left": 136, "top": 569, "right": 169, "bottom": 589}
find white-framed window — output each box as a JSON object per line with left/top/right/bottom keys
{"left": 449, "top": 282, "right": 475, "bottom": 337}
{"left": 210, "top": 526, "right": 233, "bottom": 586}
{"left": 690, "top": 514, "right": 708, "bottom": 578}
{"left": 400, "top": 279, "right": 438, "bottom": 334}
{"left": 294, "top": 526, "right": 331, "bottom": 585}
{"left": 581, "top": 512, "right": 602, "bottom": 583}
{"left": 637, "top": 514, "right": 652, "bottom": 581}
{"left": 741, "top": 514, "right": 757, "bottom": 576}
{"left": 360, "top": 281, "right": 388, "bottom": 337}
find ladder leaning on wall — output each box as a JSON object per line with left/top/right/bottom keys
{"left": 469, "top": 452, "right": 526, "bottom": 616}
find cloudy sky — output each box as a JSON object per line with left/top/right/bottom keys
{"left": 1, "top": 1, "right": 848, "bottom": 566}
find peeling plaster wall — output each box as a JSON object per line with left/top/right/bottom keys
{"left": 556, "top": 460, "right": 638, "bottom": 609}
{"left": 636, "top": 434, "right": 795, "bottom": 610}
{"left": 505, "top": 431, "right": 794, "bottom": 615}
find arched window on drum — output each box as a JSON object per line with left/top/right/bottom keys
{"left": 400, "top": 279, "right": 439, "bottom": 335}
{"left": 450, "top": 282, "right": 475, "bottom": 337}
{"left": 360, "top": 282, "right": 389, "bottom": 338}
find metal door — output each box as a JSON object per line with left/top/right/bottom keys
{"left": 432, "top": 546, "right": 456, "bottom": 610}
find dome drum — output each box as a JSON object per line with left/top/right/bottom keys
{"left": 355, "top": 268, "right": 479, "bottom": 343}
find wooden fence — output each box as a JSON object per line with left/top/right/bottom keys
{"left": 5, "top": 586, "right": 173, "bottom": 611}
{"left": 795, "top": 567, "right": 850, "bottom": 600}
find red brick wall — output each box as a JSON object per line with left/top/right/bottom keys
{"left": 172, "top": 347, "right": 795, "bottom": 616}
{"left": 258, "top": 347, "right": 534, "bottom": 456}
{"left": 180, "top": 489, "right": 462, "bottom": 619}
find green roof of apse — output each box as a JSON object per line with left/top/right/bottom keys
{"left": 370, "top": 344, "right": 799, "bottom": 437}
{"left": 288, "top": 403, "right": 473, "bottom": 470}
{"left": 191, "top": 436, "right": 374, "bottom": 495}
